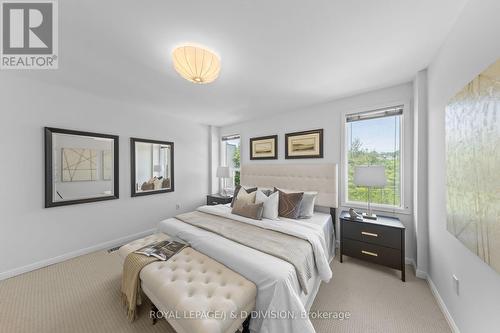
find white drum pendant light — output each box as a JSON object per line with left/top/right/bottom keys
{"left": 172, "top": 44, "right": 221, "bottom": 84}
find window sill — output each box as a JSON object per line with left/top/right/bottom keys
{"left": 342, "top": 201, "right": 412, "bottom": 216}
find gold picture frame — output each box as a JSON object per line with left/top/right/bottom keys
{"left": 250, "top": 135, "right": 278, "bottom": 160}
{"left": 285, "top": 129, "right": 323, "bottom": 159}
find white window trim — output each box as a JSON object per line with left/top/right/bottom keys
{"left": 221, "top": 134, "right": 241, "bottom": 189}
{"left": 340, "top": 100, "right": 412, "bottom": 215}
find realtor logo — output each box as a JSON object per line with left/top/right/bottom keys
{"left": 1, "top": 0, "right": 58, "bottom": 69}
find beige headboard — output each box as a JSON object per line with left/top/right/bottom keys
{"left": 240, "top": 163, "right": 338, "bottom": 208}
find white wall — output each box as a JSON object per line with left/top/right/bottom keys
{"left": 221, "top": 83, "right": 416, "bottom": 263}
{"left": 426, "top": 0, "right": 500, "bottom": 332}
{"left": 413, "top": 69, "right": 429, "bottom": 277}
{"left": 0, "top": 76, "right": 210, "bottom": 278}
{"left": 209, "top": 125, "right": 220, "bottom": 194}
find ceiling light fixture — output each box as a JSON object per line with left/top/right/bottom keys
{"left": 172, "top": 44, "right": 220, "bottom": 84}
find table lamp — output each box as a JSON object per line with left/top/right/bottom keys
{"left": 353, "top": 165, "right": 387, "bottom": 220}
{"left": 216, "top": 166, "right": 231, "bottom": 196}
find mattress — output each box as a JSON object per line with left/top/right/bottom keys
{"left": 279, "top": 211, "right": 335, "bottom": 308}
{"left": 156, "top": 205, "right": 335, "bottom": 333}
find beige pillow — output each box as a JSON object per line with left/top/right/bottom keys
{"left": 232, "top": 201, "right": 264, "bottom": 220}
{"left": 231, "top": 185, "right": 257, "bottom": 207}
{"left": 234, "top": 187, "right": 257, "bottom": 206}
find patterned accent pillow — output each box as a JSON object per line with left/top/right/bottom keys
{"left": 231, "top": 185, "right": 258, "bottom": 207}
{"left": 162, "top": 178, "right": 171, "bottom": 189}
{"left": 232, "top": 201, "right": 264, "bottom": 220}
{"left": 275, "top": 188, "right": 304, "bottom": 219}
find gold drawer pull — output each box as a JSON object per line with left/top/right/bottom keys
{"left": 361, "top": 250, "right": 378, "bottom": 257}
{"left": 361, "top": 231, "right": 378, "bottom": 237}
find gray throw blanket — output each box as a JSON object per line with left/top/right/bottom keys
{"left": 176, "top": 211, "right": 314, "bottom": 294}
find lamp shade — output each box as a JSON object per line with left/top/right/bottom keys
{"left": 216, "top": 166, "right": 230, "bottom": 178}
{"left": 172, "top": 45, "right": 221, "bottom": 84}
{"left": 353, "top": 166, "right": 387, "bottom": 187}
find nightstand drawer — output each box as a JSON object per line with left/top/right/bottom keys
{"left": 342, "top": 239, "right": 401, "bottom": 270}
{"left": 342, "top": 220, "right": 401, "bottom": 249}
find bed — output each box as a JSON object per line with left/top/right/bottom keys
{"left": 154, "top": 163, "right": 338, "bottom": 333}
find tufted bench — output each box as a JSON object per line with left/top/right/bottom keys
{"left": 119, "top": 233, "right": 257, "bottom": 333}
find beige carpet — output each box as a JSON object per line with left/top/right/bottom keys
{"left": 0, "top": 250, "right": 450, "bottom": 333}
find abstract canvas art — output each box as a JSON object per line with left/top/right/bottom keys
{"left": 62, "top": 148, "right": 97, "bottom": 182}
{"left": 446, "top": 59, "right": 500, "bottom": 274}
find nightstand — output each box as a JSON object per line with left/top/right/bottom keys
{"left": 206, "top": 194, "right": 233, "bottom": 206}
{"left": 339, "top": 210, "right": 406, "bottom": 281}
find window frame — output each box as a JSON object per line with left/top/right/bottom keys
{"left": 221, "top": 134, "right": 241, "bottom": 189}
{"left": 340, "top": 101, "right": 412, "bottom": 215}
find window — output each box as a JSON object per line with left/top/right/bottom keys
{"left": 222, "top": 134, "right": 241, "bottom": 188}
{"left": 345, "top": 106, "right": 404, "bottom": 209}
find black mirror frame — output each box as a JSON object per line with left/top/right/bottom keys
{"left": 44, "top": 127, "right": 120, "bottom": 208}
{"left": 130, "top": 138, "right": 175, "bottom": 197}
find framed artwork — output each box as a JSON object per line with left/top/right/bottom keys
{"left": 131, "top": 138, "right": 174, "bottom": 197}
{"left": 446, "top": 58, "right": 500, "bottom": 274}
{"left": 45, "top": 127, "right": 119, "bottom": 208}
{"left": 285, "top": 129, "right": 323, "bottom": 159}
{"left": 250, "top": 135, "right": 278, "bottom": 160}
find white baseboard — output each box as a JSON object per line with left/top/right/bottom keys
{"left": 427, "top": 276, "right": 460, "bottom": 333}
{"left": 404, "top": 258, "right": 429, "bottom": 279}
{"left": 415, "top": 269, "right": 427, "bottom": 279}
{"left": 0, "top": 228, "right": 156, "bottom": 281}
{"left": 405, "top": 257, "right": 416, "bottom": 271}
{"left": 336, "top": 239, "right": 456, "bottom": 332}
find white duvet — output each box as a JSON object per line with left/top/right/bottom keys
{"left": 157, "top": 205, "right": 334, "bottom": 333}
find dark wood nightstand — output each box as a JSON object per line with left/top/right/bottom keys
{"left": 206, "top": 194, "right": 233, "bottom": 206}
{"left": 339, "top": 210, "right": 406, "bottom": 281}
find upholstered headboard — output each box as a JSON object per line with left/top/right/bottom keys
{"left": 240, "top": 163, "right": 338, "bottom": 208}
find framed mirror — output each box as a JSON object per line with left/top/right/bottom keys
{"left": 131, "top": 138, "right": 174, "bottom": 197}
{"left": 45, "top": 127, "right": 119, "bottom": 208}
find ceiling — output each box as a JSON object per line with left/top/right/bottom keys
{"left": 6, "top": 0, "right": 467, "bottom": 126}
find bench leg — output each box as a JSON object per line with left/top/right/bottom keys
{"left": 151, "top": 304, "right": 159, "bottom": 325}
{"left": 241, "top": 316, "right": 251, "bottom": 333}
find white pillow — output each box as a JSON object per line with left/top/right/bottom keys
{"left": 153, "top": 178, "right": 163, "bottom": 190}
{"left": 255, "top": 190, "right": 279, "bottom": 220}
{"left": 298, "top": 192, "right": 317, "bottom": 218}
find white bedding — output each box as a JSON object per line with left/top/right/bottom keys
{"left": 156, "top": 205, "right": 335, "bottom": 333}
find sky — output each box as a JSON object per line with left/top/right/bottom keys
{"left": 349, "top": 116, "right": 400, "bottom": 152}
